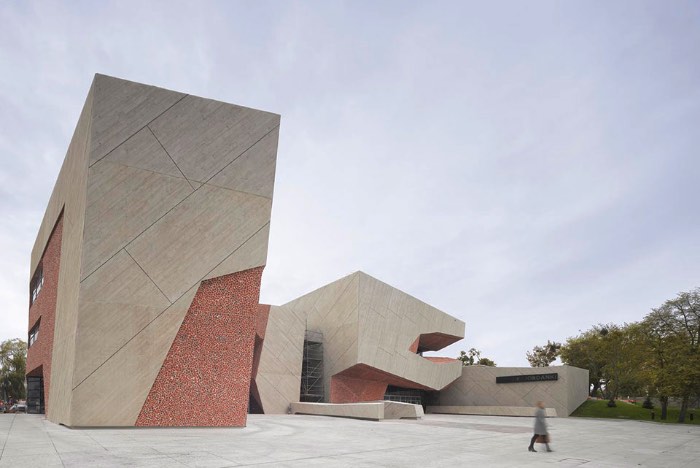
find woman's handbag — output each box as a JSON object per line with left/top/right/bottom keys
{"left": 536, "top": 435, "right": 550, "bottom": 444}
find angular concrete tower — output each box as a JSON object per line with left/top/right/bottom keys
{"left": 26, "top": 74, "right": 279, "bottom": 427}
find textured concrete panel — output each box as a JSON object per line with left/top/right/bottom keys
{"left": 149, "top": 95, "right": 280, "bottom": 183}
{"left": 89, "top": 74, "right": 185, "bottom": 165}
{"left": 81, "top": 160, "right": 193, "bottom": 279}
{"left": 33, "top": 82, "right": 94, "bottom": 425}
{"left": 291, "top": 401, "right": 423, "bottom": 420}
{"left": 427, "top": 406, "right": 557, "bottom": 417}
{"left": 208, "top": 127, "right": 279, "bottom": 198}
{"left": 102, "top": 126, "right": 186, "bottom": 180}
{"left": 126, "top": 184, "right": 272, "bottom": 301}
{"left": 203, "top": 223, "right": 270, "bottom": 280}
{"left": 73, "top": 250, "right": 171, "bottom": 386}
{"left": 566, "top": 365, "right": 591, "bottom": 415}
{"left": 383, "top": 401, "right": 424, "bottom": 419}
{"left": 255, "top": 304, "right": 306, "bottom": 414}
{"left": 434, "top": 365, "right": 589, "bottom": 417}
{"left": 69, "top": 285, "right": 196, "bottom": 426}
{"left": 356, "top": 272, "right": 464, "bottom": 392}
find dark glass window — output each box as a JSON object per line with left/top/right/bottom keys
{"left": 30, "top": 266, "right": 44, "bottom": 306}
{"left": 29, "top": 320, "right": 40, "bottom": 348}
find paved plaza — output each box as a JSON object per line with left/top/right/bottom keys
{"left": 0, "top": 413, "right": 697, "bottom": 467}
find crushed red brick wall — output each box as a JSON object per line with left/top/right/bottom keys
{"left": 136, "top": 266, "right": 264, "bottom": 427}
{"left": 330, "top": 363, "right": 433, "bottom": 404}
{"left": 26, "top": 212, "right": 64, "bottom": 412}
{"left": 331, "top": 376, "right": 388, "bottom": 403}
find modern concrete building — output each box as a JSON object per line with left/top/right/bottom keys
{"left": 27, "top": 75, "right": 588, "bottom": 427}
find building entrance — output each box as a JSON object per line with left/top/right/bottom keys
{"left": 26, "top": 375, "right": 44, "bottom": 414}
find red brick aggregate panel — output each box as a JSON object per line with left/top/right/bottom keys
{"left": 136, "top": 266, "right": 264, "bottom": 427}
{"left": 26, "top": 212, "right": 64, "bottom": 412}
{"left": 330, "top": 363, "right": 434, "bottom": 404}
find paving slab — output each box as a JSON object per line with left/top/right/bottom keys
{"left": 0, "top": 413, "right": 697, "bottom": 467}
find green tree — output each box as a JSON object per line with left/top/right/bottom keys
{"left": 561, "top": 325, "right": 614, "bottom": 397}
{"left": 0, "top": 339, "right": 27, "bottom": 401}
{"left": 643, "top": 288, "right": 700, "bottom": 423}
{"left": 597, "top": 323, "right": 645, "bottom": 404}
{"left": 638, "top": 317, "right": 676, "bottom": 419}
{"left": 457, "top": 348, "right": 496, "bottom": 366}
{"left": 477, "top": 357, "right": 497, "bottom": 367}
{"left": 526, "top": 340, "right": 561, "bottom": 367}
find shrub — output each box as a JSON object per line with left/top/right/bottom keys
{"left": 642, "top": 397, "right": 654, "bottom": 409}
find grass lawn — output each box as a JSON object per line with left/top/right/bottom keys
{"left": 571, "top": 399, "right": 699, "bottom": 425}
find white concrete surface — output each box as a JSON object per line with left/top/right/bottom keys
{"left": 291, "top": 401, "right": 423, "bottom": 420}
{"left": 436, "top": 365, "right": 589, "bottom": 417}
{"left": 428, "top": 405, "right": 557, "bottom": 417}
{"left": 1, "top": 413, "right": 697, "bottom": 467}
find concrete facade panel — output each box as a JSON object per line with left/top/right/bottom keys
{"left": 434, "top": 365, "right": 589, "bottom": 417}
{"left": 89, "top": 74, "right": 185, "bottom": 165}
{"left": 149, "top": 95, "right": 280, "bottom": 183}
{"left": 125, "top": 184, "right": 272, "bottom": 301}
{"left": 255, "top": 305, "right": 305, "bottom": 414}
{"left": 81, "top": 160, "right": 194, "bottom": 279}
{"left": 33, "top": 83, "right": 94, "bottom": 425}
{"left": 102, "top": 126, "right": 186, "bottom": 181}
{"left": 208, "top": 126, "right": 279, "bottom": 198}
{"left": 356, "top": 273, "right": 464, "bottom": 392}
{"left": 203, "top": 223, "right": 270, "bottom": 281}
{"left": 73, "top": 250, "right": 171, "bottom": 386}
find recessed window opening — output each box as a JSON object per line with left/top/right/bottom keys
{"left": 29, "top": 320, "right": 40, "bottom": 348}
{"left": 30, "top": 265, "right": 44, "bottom": 306}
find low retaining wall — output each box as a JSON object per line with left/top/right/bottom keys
{"left": 290, "top": 401, "right": 423, "bottom": 421}
{"left": 427, "top": 406, "right": 557, "bottom": 417}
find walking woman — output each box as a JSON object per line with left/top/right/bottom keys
{"left": 528, "top": 401, "right": 553, "bottom": 452}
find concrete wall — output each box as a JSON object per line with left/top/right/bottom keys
{"left": 434, "top": 365, "right": 589, "bottom": 417}
{"left": 29, "top": 83, "right": 93, "bottom": 425}
{"left": 257, "top": 271, "right": 465, "bottom": 412}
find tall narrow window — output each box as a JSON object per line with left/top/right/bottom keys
{"left": 30, "top": 265, "right": 44, "bottom": 306}
{"left": 29, "top": 320, "right": 40, "bottom": 348}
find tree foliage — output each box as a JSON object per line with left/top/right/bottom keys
{"left": 641, "top": 288, "right": 700, "bottom": 422}
{"left": 556, "top": 287, "right": 700, "bottom": 423}
{"left": 559, "top": 326, "right": 608, "bottom": 397}
{"left": 458, "top": 348, "right": 496, "bottom": 366}
{"left": 0, "top": 339, "right": 27, "bottom": 401}
{"left": 526, "top": 340, "right": 561, "bottom": 367}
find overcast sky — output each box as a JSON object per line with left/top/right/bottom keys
{"left": 1, "top": 1, "right": 698, "bottom": 366}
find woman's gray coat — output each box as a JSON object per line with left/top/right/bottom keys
{"left": 534, "top": 407, "right": 547, "bottom": 435}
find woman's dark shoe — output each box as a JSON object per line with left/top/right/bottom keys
{"left": 528, "top": 447, "right": 537, "bottom": 452}
{"left": 546, "top": 449, "right": 554, "bottom": 452}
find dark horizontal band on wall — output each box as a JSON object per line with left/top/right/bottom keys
{"left": 496, "top": 373, "right": 558, "bottom": 384}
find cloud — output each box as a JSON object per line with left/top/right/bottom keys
{"left": 1, "top": 1, "right": 699, "bottom": 366}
